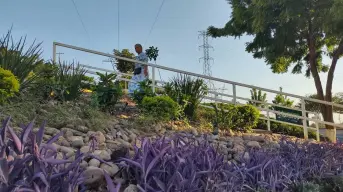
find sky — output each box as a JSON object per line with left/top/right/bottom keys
{"left": 1, "top": 0, "right": 343, "bottom": 107}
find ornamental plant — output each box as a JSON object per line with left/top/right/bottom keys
{"left": 0, "top": 117, "right": 109, "bottom": 192}
{"left": 0, "top": 67, "right": 20, "bottom": 104}
{"left": 120, "top": 134, "right": 343, "bottom": 191}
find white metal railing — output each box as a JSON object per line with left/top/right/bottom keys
{"left": 53, "top": 42, "right": 343, "bottom": 141}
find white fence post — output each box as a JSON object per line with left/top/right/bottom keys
{"left": 53, "top": 42, "right": 56, "bottom": 63}
{"left": 315, "top": 113, "right": 320, "bottom": 141}
{"left": 232, "top": 84, "right": 236, "bottom": 105}
{"left": 267, "top": 111, "right": 271, "bottom": 131}
{"left": 152, "top": 66, "right": 156, "bottom": 93}
{"left": 301, "top": 98, "right": 308, "bottom": 139}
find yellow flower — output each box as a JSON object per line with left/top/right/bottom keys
{"left": 81, "top": 89, "right": 92, "bottom": 93}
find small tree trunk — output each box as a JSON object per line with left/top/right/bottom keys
{"left": 307, "top": 32, "right": 336, "bottom": 141}
{"left": 323, "top": 41, "right": 343, "bottom": 142}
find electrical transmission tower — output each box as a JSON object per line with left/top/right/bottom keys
{"left": 198, "top": 31, "right": 214, "bottom": 88}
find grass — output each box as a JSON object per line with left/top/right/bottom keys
{"left": 0, "top": 94, "right": 113, "bottom": 131}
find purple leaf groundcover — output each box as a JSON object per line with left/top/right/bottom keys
{"left": 120, "top": 134, "right": 343, "bottom": 192}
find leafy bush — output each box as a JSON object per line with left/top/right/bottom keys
{"left": 121, "top": 134, "right": 343, "bottom": 191}
{"left": 113, "top": 49, "right": 135, "bottom": 73}
{"left": 0, "top": 117, "right": 109, "bottom": 191}
{"left": 200, "top": 103, "right": 259, "bottom": 132}
{"left": 255, "top": 119, "right": 317, "bottom": 139}
{"left": 0, "top": 67, "right": 20, "bottom": 104}
{"left": 141, "top": 96, "right": 180, "bottom": 121}
{"left": 94, "top": 72, "right": 122, "bottom": 113}
{"left": 32, "top": 62, "right": 86, "bottom": 101}
{"left": 234, "top": 104, "right": 260, "bottom": 131}
{"left": 132, "top": 79, "right": 156, "bottom": 105}
{"left": 164, "top": 74, "right": 207, "bottom": 120}
{"left": 0, "top": 29, "right": 44, "bottom": 90}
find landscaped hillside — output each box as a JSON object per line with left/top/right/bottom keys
{"left": 1, "top": 30, "right": 343, "bottom": 192}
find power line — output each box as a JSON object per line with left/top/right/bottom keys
{"left": 144, "top": 0, "right": 166, "bottom": 45}
{"left": 118, "top": 0, "right": 120, "bottom": 50}
{"left": 70, "top": 0, "right": 92, "bottom": 45}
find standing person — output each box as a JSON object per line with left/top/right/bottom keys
{"left": 128, "top": 44, "right": 149, "bottom": 97}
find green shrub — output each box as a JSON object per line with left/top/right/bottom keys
{"left": 233, "top": 105, "right": 260, "bottom": 131}
{"left": 199, "top": 103, "right": 259, "bottom": 132}
{"left": 164, "top": 74, "right": 207, "bottom": 120}
{"left": 94, "top": 72, "right": 122, "bottom": 113}
{"left": 141, "top": 95, "right": 180, "bottom": 122}
{"left": 132, "top": 79, "right": 155, "bottom": 105}
{"left": 255, "top": 119, "right": 317, "bottom": 139}
{"left": 0, "top": 67, "right": 20, "bottom": 104}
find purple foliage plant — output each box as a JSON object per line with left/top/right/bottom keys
{"left": 118, "top": 133, "right": 343, "bottom": 192}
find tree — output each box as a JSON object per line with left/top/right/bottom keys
{"left": 248, "top": 88, "right": 267, "bottom": 108}
{"left": 112, "top": 49, "right": 135, "bottom": 73}
{"left": 302, "top": 93, "right": 343, "bottom": 114}
{"left": 207, "top": 0, "right": 343, "bottom": 141}
{"left": 272, "top": 87, "right": 294, "bottom": 107}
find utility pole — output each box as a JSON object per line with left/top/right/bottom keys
{"left": 198, "top": 31, "right": 214, "bottom": 89}
{"left": 56, "top": 52, "right": 64, "bottom": 62}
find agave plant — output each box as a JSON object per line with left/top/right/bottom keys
{"left": 0, "top": 29, "right": 44, "bottom": 90}
{"left": 164, "top": 74, "right": 207, "bottom": 120}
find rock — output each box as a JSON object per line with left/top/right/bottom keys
{"left": 233, "top": 137, "right": 244, "bottom": 144}
{"left": 94, "top": 131, "right": 106, "bottom": 144}
{"left": 232, "top": 144, "right": 245, "bottom": 153}
{"left": 106, "top": 143, "right": 121, "bottom": 151}
{"left": 98, "top": 143, "right": 107, "bottom": 150}
{"left": 71, "top": 139, "right": 84, "bottom": 148}
{"left": 45, "top": 127, "right": 60, "bottom": 136}
{"left": 89, "top": 159, "right": 101, "bottom": 167}
{"left": 243, "top": 152, "right": 250, "bottom": 160}
{"left": 75, "top": 125, "right": 89, "bottom": 133}
{"left": 190, "top": 127, "right": 198, "bottom": 136}
{"left": 246, "top": 141, "right": 261, "bottom": 149}
{"left": 117, "top": 138, "right": 131, "bottom": 149}
{"left": 93, "top": 150, "right": 102, "bottom": 156}
{"left": 121, "top": 133, "right": 129, "bottom": 142}
{"left": 43, "top": 135, "right": 51, "bottom": 141}
{"left": 269, "top": 141, "right": 280, "bottom": 149}
{"left": 250, "top": 135, "right": 265, "bottom": 142}
{"left": 61, "top": 128, "right": 85, "bottom": 137}
{"left": 68, "top": 136, "right": 83, "bottom": 142}
{"left": 80, "top": 146, "right": 90, "bottom": 154}
{"left": 83, "top": 167, "right": 104, "bottom": 185}
{"left": 124, "top": 184, "right": 138, "bottom": 192}
{"left": 100, "top": 162, "right": 119, "bottom": 177}
{"left": 99, "top": 150, "right": 111, "bottom": 161}
{"left": 56, "top": 152, "right": 63, "bottom": 160}
{"left": 57, "top": 138, "right": 70, "bottom": 147}
{"left": 129, "top": 133, "right": 137, "bottom": 142}
{"left": 59, "top": 146, "right": 74, "bottom": 155}
{"left": 242, "top": 134, "right": 251, "bottom": 140}
{"left": 154, "top": 124, "right": 162, "bottom": 133}
{"left": 80, "top": 160, "right": 88, "bottom": 169}
{"left": 226, "top": 140, "right": 234, "bottom": 148}
{"left": 87, "top": 131, "right": 96, "bottom": 137}
{"left": 64, "top": 130, "right": 73, "bottom": 138}
{"left": 105, "top": 134, "right": 114, "bottom": 141}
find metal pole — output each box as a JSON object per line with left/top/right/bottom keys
{"left": 53, "top": 43, "right": 56, "bottom": 63}
{"left": 267, "top": 111, "right": 271, "bottom": 131}
{"left": 152, "top": 66, "right": 156, "bottom": 93}
{"left": 232, "top": 84, "right": 236, "bottom": 105}
{"left": 301, "top": 98, "right": 308, "bottom": 139}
